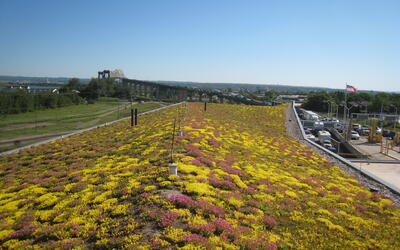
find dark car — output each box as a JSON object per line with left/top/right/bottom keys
{"left": 381, "top": 130, "right": 396, "bottom": 139}
{"left": 312, "top": 128, "right": 322, "bottom": 136}
{"left": 326, "top": 146, "right": 337, "bottom": 153}
{"left": 388, "top": 131, "right": 396, "bottom": 139}
{"left": 382, "top": 130, "right": 390, "bottom": 137}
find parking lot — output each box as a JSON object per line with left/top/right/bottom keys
{"left": 350, "top": 136, "right": 400, "bottom": 160}
{"left": 298, "top": 108, "right": 400, "bottom": 191}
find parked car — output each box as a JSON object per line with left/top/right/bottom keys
{"left": 326, "top": 145, "right": 337, "bottom": 153}
{"left": 313, "top": 121, "right": 324, "bottom": 130}
{"left": 386, "top": 131, "right": 396, "bottom": 139}
{"left": 351, "top": 131, "right": 360, "bottom": 140}
{"left": 382, "top": 130, "right": 389, "bottom": 137}
{"left": 321, "top": 139, "right": 337, "bottom": 152}
{"left": 352, "top": 124, "right": 361, "bottom": 130}
{"left": 334, "top": 122, "right": 344, "bottom": 132}
{"left": 318, "top": 131, "right": 332, "bottom": 145}
{"left": 306, "top": 133, "right": 317, "bottom": 142}
{"left": 321, "top": 139, "right": 332, "bottom": 147}
{"left": 312, "top": 129, "right": 322, "bottom": 136}
{"left": 382, "top": 130, "right": 394, "bottom": 138}
{"left": 360, "top": 125, "right": 370, "bottom": 135}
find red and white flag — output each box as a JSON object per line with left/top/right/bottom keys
{"left": 346, "top": 84, "right": 357, "bottom": 93}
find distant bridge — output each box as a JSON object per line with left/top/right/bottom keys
{"left": 98, "top": 69, "right": 265, "bottom": 105}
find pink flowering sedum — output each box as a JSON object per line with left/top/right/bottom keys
{"left": 0, "top": 102, "right": 399, "bottom": 249}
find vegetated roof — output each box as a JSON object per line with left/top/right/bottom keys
{"left": 0, "top": 103, "right": 399, "bottom": 249}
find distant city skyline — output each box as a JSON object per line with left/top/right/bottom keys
{"left": 0, "top": 0, "right": 399, "bottom": 92}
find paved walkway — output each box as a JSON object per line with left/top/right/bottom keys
{"left": 349, "top": 136, "right": 400, "bottom": 190}
{"left": 350, "top": 137, "right": 400, "bottom": 160}
{"left": 357, "top": 163, "right": 400, "bottom": 190}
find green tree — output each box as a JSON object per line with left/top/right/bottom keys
{"left": 60, "top": 78, "right": 84, "bottom": 93}
{"left": 303, "top": 92, "right": 331, "bottom": 112}
{"left": 264, "top": 90, "right": 278, "bottom": 101}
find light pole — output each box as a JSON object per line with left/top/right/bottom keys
{"left": 341, "top": 102, "right": 357, "bottom": 140}
{"left": 336, "top": 105, "right": 339, "bottom": 119}
{"left": 361, "top": 101, "right": 368, "bottom": 113}
{"left": 391, "top": 105, "right": 398, "bottom": 130}
{"left": 380, "top": 103, "right": 385, "bottom": 129}
{"left": 326, "top": 101, "right": 331, "bottom": 118}
{"left": 328, "top": 100, "right": 336, "bottom": 119}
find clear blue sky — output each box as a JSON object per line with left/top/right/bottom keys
{"left": 0, "top": 0, "right": 399, "bottom": 91}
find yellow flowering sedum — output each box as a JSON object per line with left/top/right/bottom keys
{"left": 0, "top": 102, "right": 399, "bottom": 249}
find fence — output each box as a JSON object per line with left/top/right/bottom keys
{"left": 0, "top": 102, "right": 185, "bottom": 156}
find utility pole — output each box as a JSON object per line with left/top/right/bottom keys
{"left": 336, "top": 105, "right": 339, "bottom": 119}
{"left": 344, "top": 83, "right": 348, "bottom": 139}
{"left": 380, "top": 103, "right": 384, "bottom": 128}
{"left": 344, "top": 83, "right": 347, "bottom": 121}
{"left": 327, "top": 101, "right": 331, "bottom": 117}
{"left": 328, "top": 100, "right": 335, "bottom": 119}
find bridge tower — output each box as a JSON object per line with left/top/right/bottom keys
{"left": 98, "top": 70, "right": 111, "bottom": 79}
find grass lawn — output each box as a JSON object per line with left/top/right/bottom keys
{"left": 0, "top": 102, "right": 163, "bottom": 151}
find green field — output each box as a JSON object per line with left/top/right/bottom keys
{"left": 0, "top": 102, "right": 163, "bottom": 152}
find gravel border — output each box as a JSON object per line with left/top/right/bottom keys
{"left": 285, "top": 104, "right": 400, "bottom": 208}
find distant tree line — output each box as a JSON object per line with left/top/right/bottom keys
{"left": 0, "top": 90, "right": 84, "bottom": 114}
{"left": 0, "top": 77, "right": 132, "bottom": 115}
{"left": 303, "top": 91, "right": 400, "bottom": 115}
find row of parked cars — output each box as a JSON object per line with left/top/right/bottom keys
{"left": 304, "top": 128, "right": 338, "bottom": 152}
{"left": 352, "top": 124, "right": 370, "bottom": 136}
{"left": 352, "top": 124, "right": 397, "bottom": 139}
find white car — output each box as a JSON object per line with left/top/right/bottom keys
{"left": 351, "top": 131, "right": 360, "bottom": 140}
{"left": 305, "top": 134, "right": 317, "bottom": 142}
{"left": 322, "top": 139, "right": 332, "bottom": 147}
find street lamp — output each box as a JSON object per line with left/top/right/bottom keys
{"left": 324, "top": 100, "right": 331, "bottom": 118}
{"left": 360, "top": 101, "right": 368, "bottom": 113}
{"left": 327, "top": 101, "right": 331, "bottom": 117}
{"left": 340, "top": 102, "right": 358, "bottom": 140}
{"left": 391, "top": 105, "right": 398, "bottom": 130}
{"left": 328, "top": 100, "right": 337, "bottom": 119}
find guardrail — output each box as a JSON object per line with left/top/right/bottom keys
{"left": 292, "top": 102, "right": 400, "bottom": 195}
{"left": 0, "top": 102, "right": 185, "bottom": 156}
